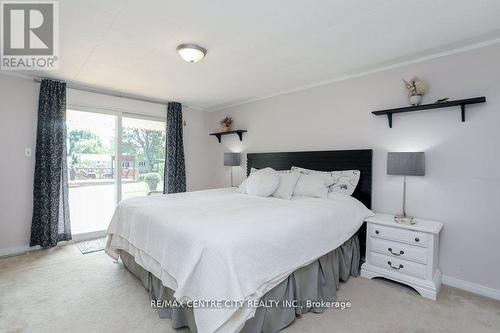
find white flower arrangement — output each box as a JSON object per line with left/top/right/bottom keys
{"left": 219, "top": 116, "right": 233, "bottom": 131}
{"left": 402, "top": 77, "right": 428, "bottom": 97}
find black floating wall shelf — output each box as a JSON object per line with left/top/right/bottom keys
{"left": 372, "top": 97, "right": 486, "bottom": 128}
{"left": 210, "top": 129, "right": 247, "bottom": 143}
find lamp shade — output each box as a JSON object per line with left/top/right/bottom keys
{"left": 387, "top": 152, "right": 425, "bottom": 176}
{"left": 224, "top": 153, "right": 241, "bottom": 166}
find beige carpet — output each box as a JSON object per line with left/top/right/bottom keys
{"left": 1, "top": 245, "right": 499, "bottom": 333}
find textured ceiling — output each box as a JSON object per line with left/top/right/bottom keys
{"left": 12, "top": 0, "right": 500, "bottom": 110}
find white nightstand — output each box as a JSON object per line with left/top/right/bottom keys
{"left": 361, "top": 213, "right": 443, "bottom": 300}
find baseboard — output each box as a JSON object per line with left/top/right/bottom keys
{"left": 0, "top": 244, "right": 41, "bottom": 258}
{"left": 442, "top": 275, "right": 500, "bottom": 301}
{"left": 0, "top": 230, "right": 106, "bottom": 259}
{"left": 71, "top": 230, "right": 106, "bottom": 242}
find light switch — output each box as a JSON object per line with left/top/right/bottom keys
{"left": 25, "top": 148, "right": 32, "bottom": 157}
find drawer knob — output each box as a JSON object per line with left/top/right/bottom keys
{"left": 387, "top": 261, "right": 403, "bottom": 270}
{"left": 415, "top": 237, "right": 420, "bottom": 242}
{"left": 388, "top": 248, "right": 404, "bottom": 256}
{"left": 375, "top": 230, "right": 379, "bottom": 235}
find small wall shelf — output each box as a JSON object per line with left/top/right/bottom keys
{"left": 210, "top": 129, "right": 247, "bottom": 143}
{"left": 372, "top": 97, "right": 486, "bottom": 128}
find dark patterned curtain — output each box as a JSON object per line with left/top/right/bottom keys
{"left": 30, "top": 79, "right": 71, "bottom": 248}
{"left": 163, "top": 102, "right": 186, "bottom": 193}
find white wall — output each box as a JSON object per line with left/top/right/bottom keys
{"left": 207, "top": 44, "right": 500, "bottom": 292}
{"left": 0, "top": 75, "right": 39, "bottom": 254}
{"left": 0, "top": 74, "right": 213, "bottom": 254}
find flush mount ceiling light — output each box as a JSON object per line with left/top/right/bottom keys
{"left": 176, "top": 43, "right": 207, "bottom": 63}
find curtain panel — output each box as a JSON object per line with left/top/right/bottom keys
{"left": 30, "top": 79, "right": 71, "bottom": 248}
{"left": 163, "top": 102, "right": 186, "bottom": 194}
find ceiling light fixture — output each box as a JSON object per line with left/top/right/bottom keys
{"left": 176, "top": 43, "right": 207, "bottom": 63}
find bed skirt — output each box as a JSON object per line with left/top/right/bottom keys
{"left": 120, "top": 235, "right": 360, "bottom": 333}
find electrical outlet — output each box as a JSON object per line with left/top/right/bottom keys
{"left": 25, "top": 148, "right": 32, "bottom": 157}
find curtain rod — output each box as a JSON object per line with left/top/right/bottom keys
{"left": 33, "top": 77, "right": 197, "bottom": 109}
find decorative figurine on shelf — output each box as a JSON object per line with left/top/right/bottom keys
{"left": 435, "top": 98, "right": 449, "bottom": 104}
{"left": 403, "top": 77, "right": 428, "bottom": 106}
{"left": 219, "top": 116, "right": 233, "bottom": 132}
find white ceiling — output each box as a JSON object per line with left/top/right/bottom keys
{"left": 14, "top": 0, "right": 500, "bottom": 110}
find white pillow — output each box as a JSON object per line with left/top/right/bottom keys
{"left": 245, "top": 168, "right": 280, "bottom": 197}
{"left": 239, "top": 168, "right": 290, "bottom": 193}
{"left": 293, "top": 173, "right": 334, "bottom": 198}
{"left": 238, "top": 178, "right": 248, "bottom": 193}
{"left": 291, "top": 166, "right": 360, "bottom": 196}
{"left": 329, "top": 170, "right": 361, "bottom": 195}
{"left": 272, "top": 172, "right": 300, "bottom": 200}
{"left": 238, "top": 168, "right": 258, "bottom": 193}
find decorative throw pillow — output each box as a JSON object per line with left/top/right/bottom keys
{"left": 272, "top": 172, "right": 300, "bottom": 200}
{"left": 293, "top": 173, "right": 334, "bottom": 198}
{"left": 291, "top": 166, "right": 360, "bottom": 196}
{"left": 239, "top": 168, "right": 290, "bottom": 194}
{"left": 329, "top": 170, "right": 360, "bottom": 195}
{"left": 238, "top": 168, "right": 258, "bottom": 193}
{"left": 245, "top": 167, "right": 280, "bottom": 197}
{"left": 238, "top": 178, "right": 248, "bottom": 193}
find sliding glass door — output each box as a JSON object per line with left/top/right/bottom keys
{"left": 121, "top": 116, "right": 166, "bottom": 199}
{"left": 67, "top": 110, "right": 117, "bottom": 235}
{"left": 67, "top": 109, "right": 165, "bottom": 235}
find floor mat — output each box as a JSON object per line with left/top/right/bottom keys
{"left": 77, "top": 238, "right": 106, "bottom": 254}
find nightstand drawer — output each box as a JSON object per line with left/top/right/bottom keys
{"left": 369, "top": 224, "right": 428, "bottom": 247}
{"left": 370, "top": 237, "right": 427, "bottom": 264}
{"left": 369, "top": 252, "right": 426, "bottom": 279}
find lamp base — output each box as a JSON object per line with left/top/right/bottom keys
{"left": 394, "top": 215, "right": 416, "bottom": 225}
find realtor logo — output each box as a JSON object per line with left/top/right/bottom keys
{"left": 1, "top": 1, "right": 59, "bottom": 70}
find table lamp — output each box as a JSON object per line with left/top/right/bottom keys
{"left": 224, "top": 152, "right": 241, "bottom": 187}
{"left": 387, "top": 152, "right": 425, "bottom": 224}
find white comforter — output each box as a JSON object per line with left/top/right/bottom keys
{"left": 106, "top": 188, "right": 373, "bottom": 333}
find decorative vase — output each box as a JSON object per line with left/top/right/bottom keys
{"left": 409, "top": 94, "right": 423, "bottom": 106}
{"left": 220, "top": 125, "right": 231, "bottom": 132}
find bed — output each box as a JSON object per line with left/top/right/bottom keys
{"left": 106, "top": 149, "right": 373, "bottom": 333}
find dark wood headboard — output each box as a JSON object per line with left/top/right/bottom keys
{"left": 246, "top": 149, "right": 373, "bottom": 209}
